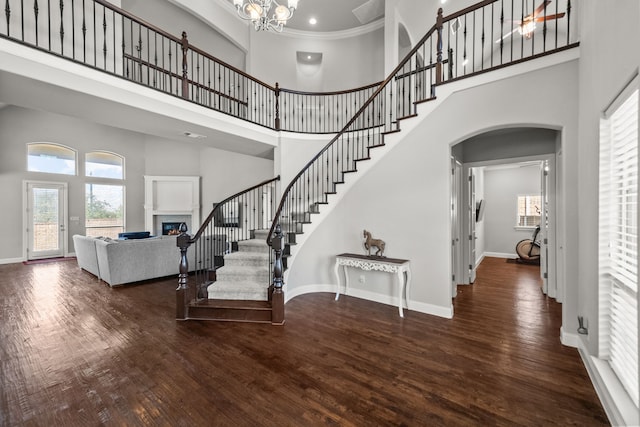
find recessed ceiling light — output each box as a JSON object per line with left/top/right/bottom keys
{"left": 309, "top": 17, "right": 317, "bottom": 25}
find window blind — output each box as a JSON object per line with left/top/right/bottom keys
{"left": 598, "top": 80, "right": 639, "bottom": 408}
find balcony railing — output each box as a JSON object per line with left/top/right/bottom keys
{"left": 266, "top": 0, "right": 576, "bottom": 285}
{"left": 0, "top": 0, "right": 574, "bottom": 136}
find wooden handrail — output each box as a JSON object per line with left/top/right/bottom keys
{"left": 279, "top": 81, "right": 383, "bottom": 96}
{"left": 266, "top": 19, "right": 441, "bottom": 245}
{"left": 190, "top": 176, "right": 280, "bottom": 243}
{"left": 123, "top": 53, "right": 249, "bottom": 106}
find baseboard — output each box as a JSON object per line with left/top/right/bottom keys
{"left": 559, "top": 326, "right": 579, "bottom": 348}
{"left": 577, "top": 338, "right": 638, "bottom": 427}
{"left": 409, "top": 300, "right": 454, "bottom": 319}
{"left": 0, "top": 257, "right": 25, "bottom": 265}
{"left": 475, "top": 254, "right": 485, "bottom": 268}
{"left": 284, "top": 283, "right": 335, "bottom": 302}
{"left": 285, "top": 283, "right": 453, "bottom": 319}
{"left": 483, "top": 251, "right": 517, "bottom": 259}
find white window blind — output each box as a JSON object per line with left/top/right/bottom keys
{"left": 517, "top": 194, "right": 541, "bottom": 227}
{"left": 598, "top": 78, "right": 639, "bottom": 408}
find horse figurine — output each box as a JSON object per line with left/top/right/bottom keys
{"left": 363, "top": 230, "right": 386, "bottom": 257}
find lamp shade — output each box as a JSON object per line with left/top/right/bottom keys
{"left": 288, "top": 0, "right": 299, "bottom": 10}
{"left": 275, "top": 5, "right": 291, "bottom": 23}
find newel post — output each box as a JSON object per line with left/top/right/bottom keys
{"left": 270, "top": 224, "right": 285, "bottom": 325}
{"left": 435, "top": 8, "right": 444, "bottom": 89}
{"left": 176, "top": 222, "right": 191, "bottom": 320}
{"left": 180, "top": 31, "right": 189, "bottom": 100}
{"left": 274, "top": 82, "right": 281, "bottom": 131}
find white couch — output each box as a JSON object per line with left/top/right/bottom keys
{"left": 73, "top": 234, "right": 224, "bottom": 287}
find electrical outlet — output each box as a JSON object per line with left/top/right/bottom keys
{"left": 358, "top": 275, "right": 365, "bottom": 284}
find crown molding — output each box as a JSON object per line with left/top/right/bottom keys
{"left": 280, "top": 18, "right": 384, "bottom": 40}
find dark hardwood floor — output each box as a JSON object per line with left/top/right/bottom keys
{"left": 0, "top": 257, "right": 608, "bottom": 426}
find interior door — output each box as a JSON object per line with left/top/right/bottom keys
{"left": 539, "top": 161, "right": 550, "bottom": 294}
{"left": 26, "top": 182, "right": 67, "bottom": 260}
{"left": 468, "top": 168, "right": 477, "bottom": 283}
{"left": 451, "top": 158, "right": 462, "bottom": 297}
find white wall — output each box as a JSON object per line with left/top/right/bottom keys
{"left": 576, "top": 0, "right": 640, "bottom": 356}
{"left": 247, "top": 28, "right": 385, "bottom": 91}
{"left": 483, "top": 164, "right": 540, "bottom": 256}
{"left": 285, "top": 58, "right": 579, "bottom": 318}
{"left": 122, "top": 0, "right": 246, "bottom": 71}
{"left": 0, "top": 106, "right": 274, "bottom": 261}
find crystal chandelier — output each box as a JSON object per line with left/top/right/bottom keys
{"left": 233, "top": 0, "right": 300, "bottom": 32}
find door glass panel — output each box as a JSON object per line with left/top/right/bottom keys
{"left": 32, "top": 188, "right": 60, "bottom": 252}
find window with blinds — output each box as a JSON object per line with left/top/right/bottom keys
{"left": 517, "top": 194, "right": 541, "bottom": 227}
{"left": 598, "top": 77, "right": 639, "bottom": 408}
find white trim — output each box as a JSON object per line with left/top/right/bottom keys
{"left": 409, "top": 300, "right": 454, "bottom": 319}
{"left": 475, "top": 253, "right": 485, "bottom": 268}
{"left": 559, "top": 327, "right": 579, "bottom": 348}
{"left": 281, "top": 19, "right": 384, "bottom": 40}
{"left": 284, "top": 283, "right": 453, "bottom": 319}
{"left": 577, "top": 338, "right": 639, "bottom": 427}
{"left": 23, "top": 180, "right": 69, "bottom": 260}
{"left": 483, "top": 252, "right": 517, "bottom": 259}
{"left": 0, "top": 257, "right": 25, "bottom": 265}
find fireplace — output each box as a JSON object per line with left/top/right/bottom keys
{"left": 144, "top": 176, "right": 200, "bottom": 236}
{"left": 162, "top": 222, "right": 183, "bottom": 235}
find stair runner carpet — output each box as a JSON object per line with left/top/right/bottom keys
{"left": 207, "top": 229, "right": 271, "bottom": 301}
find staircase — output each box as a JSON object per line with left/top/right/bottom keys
{"left": 177, "top": 2, "right": 576, "bottom": 325}
{"left": 208, "top": 229, "right": 271, "bottom": 301}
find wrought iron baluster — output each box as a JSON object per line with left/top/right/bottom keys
{"left": 499, "top": 0, "right": 504, "bottom": 64}
{"left": 47, "top": 0, "right": 50, "bottom": 49}
{"left": 20, "top": 0, "right": 23, "bottom": 41}
{"left": 146, "top": 26, "right": 149, "bottom": 85}
{"left": 81, "top": 0, "right": 85, "bottom": 61}
{"left": 92, "top": 0, "right": 95, "bottom": 65}
{"left": 71, "top": 0, "right": 74, "bottom": 58}
{"left": 102, "top": 5, "right": 106, "bottom": 69}
{"left": 33, "top": 0, "right": 39, "bottom": 44}
{"left": 5, "top": 0, "right": 10, "bottom": 37}
{"left": 153, "top": 32, "right": 158, "bottom": 88}
{"left": 463, "top": 14, "right": 467, "bottom": 75}
{"left": 566, "top": 0, "right": 571, "bottom": 45}
{"left": 59, "top": 0, "right": 63, "bottom": 54}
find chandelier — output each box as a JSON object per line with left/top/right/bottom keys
{"left": 233, "top": 0, "right": 300, "bottom": 32}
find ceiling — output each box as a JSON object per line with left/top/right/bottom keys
{"left": 229, "top": 0, "right": 385, "bottom": 33}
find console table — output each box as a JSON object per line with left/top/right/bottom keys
{"left": 334, "top": 253, "right": 411, "bottom": 317}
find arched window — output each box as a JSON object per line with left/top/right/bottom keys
{"left": 85, "top": 151, "right": 124, "bottom": 179}
{"left": 27, "top": 143, "right": 77, "bottom": 175}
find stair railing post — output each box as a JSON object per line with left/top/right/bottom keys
{"left": 176, "top": 222, "right": 191, "bottom": 320}
{"left": 435, "top": 7, "right": 444, "bottom": 92}
{"left": 270, "top": 223, "right": 285, "bottom": 325}
{"left": 274, "top": 82, "right": 281, "bottom": 131}
{"left": 180, "top": 31, "right": 189, "bottom": 100}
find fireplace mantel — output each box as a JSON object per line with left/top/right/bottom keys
{"left": 144, "top": 176, "right": 200, "bottom": 235}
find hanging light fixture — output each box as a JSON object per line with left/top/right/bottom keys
{"left": 233, "top": 0, "right": 299, "bottom": 32}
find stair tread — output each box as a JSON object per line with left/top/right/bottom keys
{"left": 209, "top": 279, "right": 269, "bottom": 288}
{"left": 225, "top": 251, "right": 269, "bottom": 260}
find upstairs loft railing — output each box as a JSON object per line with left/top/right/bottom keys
{"left": 177, "top": 176, "right": 280, "bottom": 306}
{"left": 1, "top": 0, "right": 382, "bottom": 134}
{"left": 266, "top": 0, "right": 575, "bottom": 284}
{"left": 0, "top": 0, "right": 572, "bottom": 136}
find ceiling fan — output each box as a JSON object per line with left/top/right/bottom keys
{"left": 495, "top": 0, "right": 566, "bottom": 43}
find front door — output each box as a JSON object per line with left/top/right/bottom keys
{"left": 26, "top": 182, "right": 67, "bottom": 260}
